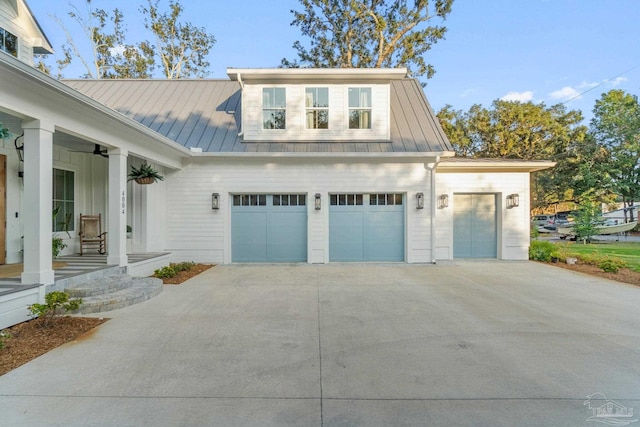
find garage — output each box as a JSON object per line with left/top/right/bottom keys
{"left": 231, "top": 194, "right": 307, "bottom": 262}
{"left": 329, "top": 193, "right": 404, "bottom": 262}
{"left": 453, "top": 193, "right": 497, "bottom": 258}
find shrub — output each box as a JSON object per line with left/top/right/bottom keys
{"left": 172, "top": 262, "right": 195, "bottom": 273}
{"left": 154, "top": 265, "right": 176, "bottom": 278}
{"left": 52, "top": 236, "right": 67, "bottom": 257}
{"left": 0, "top": 331, "right": 10, "bottom": 350}
{"left": 529, "top": 240, "right": 556, "bottom": 262}
{"left": 28, "top": 291, "right": 82, "bottom": 327}
{"left": 598, "top": 257, "right": 627, "bottom": 273}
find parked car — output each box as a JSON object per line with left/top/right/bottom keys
{"left": 531, "top": 215, "right": 555, "bottom": 227}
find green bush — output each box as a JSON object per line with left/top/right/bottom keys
{"left": 0, "top": 331, "right": 10, "bottom": 350}
{"left": 154, "top": 265, "right": 177, "bottom": 278}
{"left": 598, "top": 257, "right": 627, "bottom": 273}
{"left": 172, "top": 261, "right": 195, "bottom": 273}
{"left": 28, "top": 291, "right": 82, "bottom": 327}
{"left": 529, "top": 240, "right": 556, "bottom": 262}
{"left": 52, "top": 236, "right": 67, "bottom": 257}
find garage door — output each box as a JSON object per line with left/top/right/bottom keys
{"left": 329, "top": 193, "right": 404, "bottom": 262}
{"left": 232, "top": 194, "right": 307, "bottom": 262}
{"left": 453, "top": 194, "right": 497, "bottom": 258}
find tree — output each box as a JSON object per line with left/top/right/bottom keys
{"left": 54, "top": 1, "right": 153, "bottom": 79}
{"left": 283, "top": 0, "right": 454, "bottom": 80}
{"left": 140, "top": 0, "right": 216, "bottom": 79}
{"left": 590, "top": 89, "right": 640, "bottom": 221}
{"left": 437, "top": 100, "right": 590, "bottom": 210}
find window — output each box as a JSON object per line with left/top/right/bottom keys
{"left": 348, "top": 87, "right": 371, "bottom": 129}
{"left": 305, "top": 87, "right": 329, "bottom": 129}
{"left": 273, "top": 194, "right": 306, "bottom": 206}
{"left": 370, "top": 194, "right": 403, "bottom": 206}
{"left": 53, "top": 169, "right": 74, "bottom": 232}
{"left": 262, "top": 88, "right": 286, "bottom": 129}
{"left": 233, "top": 194, "right": 267, "bottom": 206}
{"left": 330, "top": 194, "right": 364, "bottom": 206}
{"left": 0, "top": 27, "right": 17, "bottom": 57}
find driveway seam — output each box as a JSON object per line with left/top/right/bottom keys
{"left": 316, "top": 268, "right": 324, "bottom": 426}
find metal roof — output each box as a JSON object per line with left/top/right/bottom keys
{"left": 63, "top": 78, "right": 454, "bottom": 154}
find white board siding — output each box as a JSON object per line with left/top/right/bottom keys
{"left": 435, "top": 172, "right": 530, "bottom": 261}
{"left": 165, "top": 158, "right": 432, "bottom": 264}
{"left": 0, "top": 0, "right": 36, "bottom": 65}
{"left": 242, "top": 84, "right": 390, "bottom": 142}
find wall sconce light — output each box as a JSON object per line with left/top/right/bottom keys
{"left": 315, "top": 193, "right": 321, "bottom": 210}
{"left": 14, "top": 133, "right": 24, "bottom": 162}
{"left": 211, "top": 193, "right": 220, "bottom": 210}
{"left": 506, "top": 193, "right": 520, "bottom": 209}
{"left": 416, "top": 192, "right": 424, "bottom": 209}
{"left": 437, "top": 194, "right": 449, "bottom": 209}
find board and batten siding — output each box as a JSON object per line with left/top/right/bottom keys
{"left": 242, "top": 84, "right": 390, "bottom": 142}
{"left": 165, "top": 158, "right": 433, "bottom": 264}
{"left": 435, "top": 172, "right": 531, "bottom": 260}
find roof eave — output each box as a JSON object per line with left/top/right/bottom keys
{"left": 227, "top": 67, "right": 408, "bottom": 82}
{"left": 437, "top": 160, "right": 556, "bottom": 173}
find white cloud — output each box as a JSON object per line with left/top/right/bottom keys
{"left": 610, "top": 76, "right": 628, "bottom": 86}
{"left": 549, "top": 86, "right": 581, "bottom": 100}
{"left": 500, "top": 91, "right": 534, "bottom": 102}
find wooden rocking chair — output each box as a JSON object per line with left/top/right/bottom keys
{"left": 79, "top": 214, "right": 107, "bottom": 255}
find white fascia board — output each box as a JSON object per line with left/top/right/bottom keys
{"left": 193, "top": 151, "right": 451, "bottom": 161}
{"left": 437, "top": 160, "right": 556, "bottom": 173}
{"left": 227, "top": 67, "right": 408, "bottom": 82}
{"left": 0, "top": 54, "right": 192, "bottom": 164}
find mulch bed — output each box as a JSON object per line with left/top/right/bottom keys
{"left": 156, "top": 264, "right": 214, "bottom": 284}
{"left": 0, "top": 317, "right": 108, "bottom": 376}
{"left": 548, "top": 261, "right": 640, "bottom": 286}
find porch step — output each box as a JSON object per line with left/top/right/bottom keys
{"left": 66, "top": 276, "right": 162, "bottom": 314}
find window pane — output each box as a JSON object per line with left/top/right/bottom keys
{"left": 339, "top": 194, "right": 346, "bottom": 205}
{"left": 282, "top": 196, "right": 289, "bottom": 206}
{"left": 233, "top": 195, "right": 240, "bottom": 206}
{"left": 356, "top": 194, "right": 363, "bottom": 205}
{"left": 259, "top": 195, "right": 266, "bottom": 206}
{"left": 273, "top": 195, "right": 280, "bottom": 206}
{"left": 242, "top": 195, "right": 249, "bottom": 205}
{"left": 300, "top": 194, "right": 306, "bottom": 205}
{"left": 395, "top": 194, "right": 403, "bottom": 205}
{"left": 349, "top": 88, "right": 359, "bottom": 108}
{"left": 370, "top": 194, "right": 377, "bottom": 205}
{"left": 274, "top": 88, "right": 286, "bottom": 108}
{"left": 317, "top": 88, "right": 329, "bottom": 107}
{"left": 359, "top": 88, "right": 371, "bottom": 107}
{"left": 305, "top": 89, "right": 314, "bottom": 108}
{"left": 65, "top": 170, "right": 74, "bottom": 200}
{"left": 317, "top": 110, "right": 328, "bottom": 129}
{"left": 331, "top": 194, "right": 337, "bottom": 205}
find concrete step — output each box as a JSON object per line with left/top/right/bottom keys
{"left": 66, "top": 275, "right": 134, "bottom": 298}
{"left": 67, "top": 277, "right": 163, "bottom": 314}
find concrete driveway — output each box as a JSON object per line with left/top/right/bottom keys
{"left": 1, "top": 262, "right": 639, "bottom": 426}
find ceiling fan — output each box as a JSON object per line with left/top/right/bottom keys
{"left": 69, "top": 144, "right": 109, "bottom": 158}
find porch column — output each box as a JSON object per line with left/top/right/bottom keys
{"left": 21, "top": 120, "right": 55, "bottom": 286}
{"left": 107, "top": 148, "right": 128, "bottom": 267}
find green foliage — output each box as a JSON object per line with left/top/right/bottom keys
{"left": 154, "top": 261, "right": 195, "bottom": 278}
{"left": 590, "top": 90, "right": 640, "bottom": 221}
{"left": 436, "top": 100, "right": 590, "bottom": 209}
{"left": 529, "top": 240, "right": 556, "bottom": 262}
{"left": 572, "top": 200, "right": 600, "bottom": 242}
{"left": 154, "top": 265, "right": 176, "bottom": 278}
{"left": 128, "top": 163, "right": 164, "bottom": 182}
{"left": 28, "top": 291, "right": 82, "bottom": 327}
{"left": 50, "top": 0, "right": 214, "bottom": 79}
{"left": 140, "top": 0, "right": 216, "bottom": 79}
{"left": 52, "top": 236, "right": 67, "bottom": 258}
{"left": 283, "top": 0, "right": 453, "bottom": 81}
{"left": 598, "top": 257, "right": 627, "bottom": 273}
{"left": 0, "top": 122, "right": 10, "bottom": 140}
{"left": 0, "top": 330, "right": 10, "bottom": 350}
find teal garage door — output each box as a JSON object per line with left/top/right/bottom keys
{"left": 232, "top": 194, "right": 307, "bottom": 262}
{"left": 453, "top": 194, "right": 497, "bottom": 258}
{"left": 329, "top": 193, "right": 404, "bottom": 262}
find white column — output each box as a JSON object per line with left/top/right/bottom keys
{"left": 21, "top": 120, "right": 55, "bottom": 285}
{"left": 107, "top": 148, "right": 128, "bottom": 266}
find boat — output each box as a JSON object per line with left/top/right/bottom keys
{"left": 557, "top": 219, "right": 638, "bottom": 238}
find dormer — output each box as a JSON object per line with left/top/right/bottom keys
{"left": 0, "top": 0, "right": 53, "bottom": 65}
{"left": 227, "top": 68, "right": 408, "bottom": 142}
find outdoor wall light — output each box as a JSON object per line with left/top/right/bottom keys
{"left": 14, "top": 133, "right": 24, "bottom": 162}
{"left": 506, "top": 193, "right": 520, "bottom": 209}
{"left": 438, "top": 194, "right": 449, "bottom": 209}
{"left": 315, "top": 193, "right": 321, "bottom": 210}
{"left": 211, "top": 193, "right": 220, "bottom": 210}
{"left": 416, "top": 192, "right": 424, "bottom": 209}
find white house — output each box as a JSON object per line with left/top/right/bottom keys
{"left": 0, "top": 0, "right": 553, "bottom": 326}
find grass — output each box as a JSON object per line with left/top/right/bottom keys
{"left": 559, "top": 242, "right": 640, "bottom": 272}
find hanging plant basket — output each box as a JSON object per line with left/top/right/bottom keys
{"left": 128, "top": 163, "right": 164, "bottom": 185}
{"left": 134, "top": 177, "right": 155, "bottom": 185}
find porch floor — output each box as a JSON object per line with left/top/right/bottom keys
{"left": 0, "top": 252, "right": 169, "bottom": 293}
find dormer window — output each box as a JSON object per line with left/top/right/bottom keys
{"left": 262, "top": 88, "right": 286, "bottom": 130}
{"left": 0, "top": 27, "right": 18, "bottom": 57}
{"left": 348, "top": 87, "right": 371, "bottom": 129}
{"left": 305, "top": 87, "right": 329, "bottom": 129}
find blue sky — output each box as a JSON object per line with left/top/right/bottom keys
{"left": 27, "top": 0, "right": 640, "bottom": 124}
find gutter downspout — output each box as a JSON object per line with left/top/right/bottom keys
{"left": 237, "top": 73, "right": 244, "bottom": 137}
{"left": 426, "top": 156, "right": 440, "bottom": 264}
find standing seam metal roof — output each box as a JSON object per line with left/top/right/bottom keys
{"left": 63, "top": 78, "right": 453, "bottom": 154}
